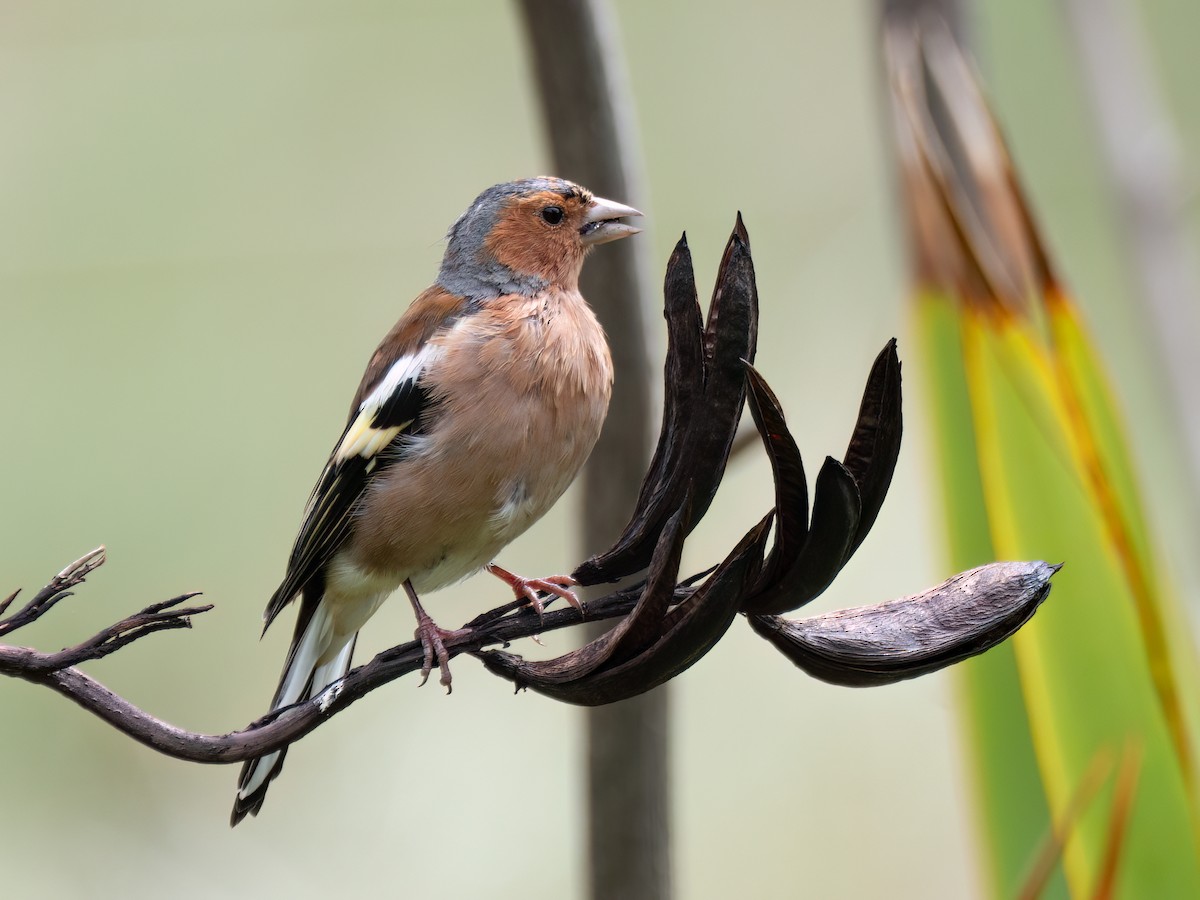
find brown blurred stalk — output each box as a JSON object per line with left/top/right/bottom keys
{"left": 514, "top": 2, "right": 665, "bottom": 898}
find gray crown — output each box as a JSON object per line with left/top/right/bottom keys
{"left": 437, "top": 177, "right": 582, "bottom": 299}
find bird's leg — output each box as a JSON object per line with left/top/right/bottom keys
{"left": 486, "top": 563, "right": 584, "bottom": 617}
{"left": 404, "top": 579, "right": 469, "bottom": 692}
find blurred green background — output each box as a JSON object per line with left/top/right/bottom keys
{"left": 2, "top": 2, "right": 1197, "bottom": 897}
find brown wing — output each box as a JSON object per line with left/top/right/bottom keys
{"left": 261, "top": 286, "right": 473, "bottom": 631}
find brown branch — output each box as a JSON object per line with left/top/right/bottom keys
{"left": 2, "top": 548, "right": 653, "bottom": 764}
{"left": 1, "top": 542, "right": 1057, "bottom": 767}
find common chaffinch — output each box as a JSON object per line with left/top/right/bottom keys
{"left": 231, "top": 177, "right": 642, "bottom": 825}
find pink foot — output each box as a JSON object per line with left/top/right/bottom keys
{"left": 413, "top": 612, "right": 470, "bottom": 692}
{"left": 486, "top": 563, "right": 584, "bottom": 616}
{"left": 404, "top": 579, "right": 469, "bottom": 692}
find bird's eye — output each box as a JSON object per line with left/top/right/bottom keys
{"left": 540, "top": 205, "right": 564, "bottom": 225}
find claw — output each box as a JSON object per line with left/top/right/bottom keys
{"left": 487, "top": 564, "right": 585, "bottom": 616}
{"left": 404, "top": 579, "right": 469, "bottom": 693}
{"left": 414, "top": 614, "right": 462, "bottom": 691}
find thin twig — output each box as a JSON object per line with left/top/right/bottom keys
{"left": 0, "top": 593, "right": 211, "bottom": 674}
{"left": 0, "top": 546, "right": 107, "bottom": 638}
{"left": 0, "top": 589, "right": 21, "bottom": 618}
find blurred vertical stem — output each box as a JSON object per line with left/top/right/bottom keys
{"left": 515, "top": 2, "right": 664, "bottom": 899}
{"left": 882, "top": 0, "right": 971, "bottom": 41}
{"left": 1057, "top": 0, "right": 1200, "bottom": 554}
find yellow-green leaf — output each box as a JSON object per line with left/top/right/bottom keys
{"left": 962, "top": 305, "right": 1200, "bottom": 896}
{"left": 918, "top": 290, "right": 1067, "bottom": 900}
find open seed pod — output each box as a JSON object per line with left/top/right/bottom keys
{"left": 573, "top": 215, "right": 759, "bottom": 586}
{"left": 739, "top": 343, "right": 902, "bottom": 616}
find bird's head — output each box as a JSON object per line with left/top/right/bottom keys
{"left": 438, "top": 177, "right": 642, "bottom": 299}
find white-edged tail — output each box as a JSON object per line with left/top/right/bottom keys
{"left": 231, "top": 596, "right": 353, "bottom": 826}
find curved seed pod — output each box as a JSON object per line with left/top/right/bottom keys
{"left": 486, "top": 514, "right": 771, "bottom": 706}
{"left": 740, "top": 340, "right": 900, "bottom": 615}
{"left": 744, "top": 365, "right": 809, "bottom": 583}
{"left": 748, "top": 561, "right": 1059, "bottom": 687}
{"left": 483, "top": 504, "right": 690, "bottom": 688}
{"left": 659, "top": 512, "right": 770, "bottom": 636}
{"left": 573, "top": 237, "right": 703, "bottom": 585}
{"left": 575, "top": 216, "right": 759, "bottom": 585}
{"left": 841, "top": 339, "right": 903, "bottom": 556}
{"left": 627, "top": 236, "right": 706, "bottom": 524}
{"left": 688, "top": 215, "right": 759, "bottom": 522}
{"left": 549, "top": 515, "right": 769, "bottom": 706}
{"left": 744, "top": 457, "right": 860, "bottom": 615}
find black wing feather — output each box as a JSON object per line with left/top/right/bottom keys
{"left": 261, "top": 375, "right": 430, "bottom": 632}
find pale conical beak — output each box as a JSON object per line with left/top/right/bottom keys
{"left": 580, "top": 196, "right": 643, "bottom": 246}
